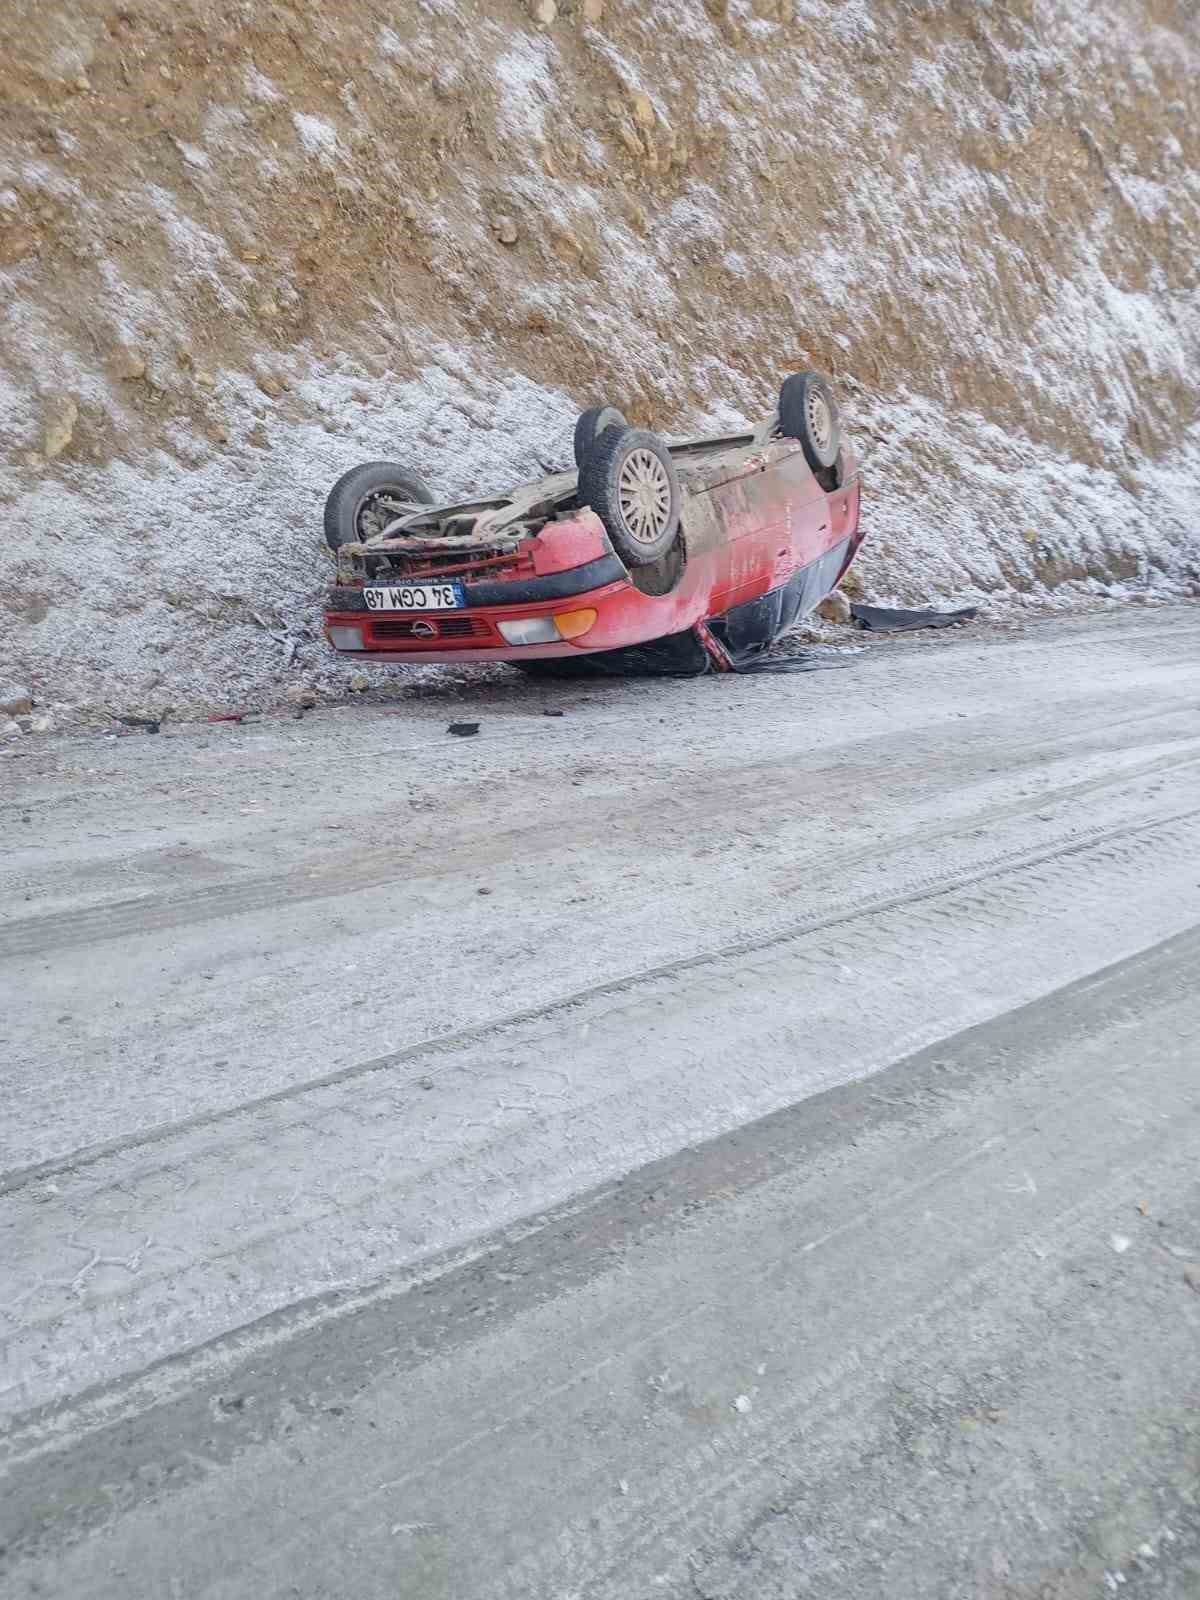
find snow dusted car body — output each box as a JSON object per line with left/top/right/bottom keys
{"left": 322, "top": 373, "right": 862, "bottom": 675}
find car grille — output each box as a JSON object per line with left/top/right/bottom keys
{"left": 368, "top": 615, "right": 494, "bottom": 643}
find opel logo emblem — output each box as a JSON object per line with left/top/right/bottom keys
{"left": 412, "top": 621, "right": 438, "bottom": 639}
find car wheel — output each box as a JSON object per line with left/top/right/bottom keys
{"left": 579, "top": 425, "right": 681, "bottom": 567}
{"left": 778, "top": 372, "right": 841, "bottom": 472}
{"left": 323, "top": 462, "right": 434, "bottom": 552}
{"left": 573, "top": 405, "right": 628, "bottom": 471}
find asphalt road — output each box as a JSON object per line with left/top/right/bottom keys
{"left": 2, "top": 607, "right": 1199, "bottom": 1598}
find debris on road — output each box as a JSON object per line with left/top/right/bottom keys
{"left": 850, "top": 602, "right": 978, "bottom": 632}
{"left": 286, "top": 686, "right": 319, "bottom": 710}
{"left": 12, "top": 712, "right": 56, "bottom": 734}
{"left": 114, "top": 712, "right": 167, "bottom": 733}
{"left": 253, "top": 611, "right": 299, "bottom": 665}
{"left": 448, "top": 722, "right": 480, "bottom": 737}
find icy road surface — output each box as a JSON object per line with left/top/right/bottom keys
{"left": 3, "top": 607, "right": 1200, "bottom": 1597}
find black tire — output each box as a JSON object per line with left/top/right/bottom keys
{"left": 323, "top": 461, "right": 433, "bottom": 552}
{"left": 778, "top": 371, "right": 841, "bottom": 472}
{"left": 578, "top": 425, "right": 681, "bottom": 567}
{"left": 573, "top": 405, "right": 628, "bottom": 471}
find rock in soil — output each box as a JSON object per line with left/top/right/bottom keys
{"left": 816, "top": 591, "right": 852, "bottom": 625}
{"left": 632, "top": 93, "right": 656, "bottom": 129}
{"left": 43, "top": 396, "right": 78, "bottom": 461}
{"left": 0, "top": 684, "right": 33, "bottom": 717}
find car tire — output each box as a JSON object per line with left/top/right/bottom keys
{"left": 579, "top": 425, "right": 681, "bottom": 567}
{"left": 323, "top": 462, "right": 434, "bottom": 552}
{"left": 778, "top": 372, "right": 841, "bottom": 472}
{"left": 573, "top": 405, "right": 628, "bottom": 471}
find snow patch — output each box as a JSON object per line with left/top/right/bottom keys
{"left": 292, "top": 113, "right": 342, "bottom": 160}
{"left": 494, "top": 41, "right": 557, "bottom": 143}
{"left": 243, "top": 66, "right": 282, "bottom": 103}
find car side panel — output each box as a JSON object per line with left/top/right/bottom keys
{"left": 702, "top": 445, "right": 829, "bottom": 613}
{"left": 707, "top": 534, "right": 857, "bottom": 660}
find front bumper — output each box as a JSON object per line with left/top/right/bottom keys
{"left": 324, "top": 558, "right": 636, "bottom": 663}
{"left": 326, "top": 553, "right": 627, "bottom": 614}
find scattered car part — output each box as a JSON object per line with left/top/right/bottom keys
{"left": 850, "top": 603, "right": 978, "bottom": 631}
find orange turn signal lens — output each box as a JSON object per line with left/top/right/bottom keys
{"left": 552, "top": 608, "right": 598, "bottom": 640}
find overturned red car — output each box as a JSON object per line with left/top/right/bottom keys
{"left": 322, "top": 372, "right": 862, "bottom": 676}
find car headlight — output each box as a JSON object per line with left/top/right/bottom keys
{"left": 497, "top": 617, "right": 561, "bottom": 645}
{"left": 327, "top": 624, "right": 365, "bottom": 650}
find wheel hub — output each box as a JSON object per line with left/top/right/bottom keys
{"left": 617, "top": 449, "right": 672, "bottom": 545}
{"left": 807, "top": 392, "right": 832, "bottom": 453}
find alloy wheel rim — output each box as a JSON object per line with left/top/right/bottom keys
{"left": 617, "top": 449, "right": 672, "bottom": 544}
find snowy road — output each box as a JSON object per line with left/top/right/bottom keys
{"left": 3, "top": 607, "right": 1200, "bottom": 1596}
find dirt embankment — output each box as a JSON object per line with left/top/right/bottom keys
{"left": 1, "top": 0, "right": 1198, "bottom": 724}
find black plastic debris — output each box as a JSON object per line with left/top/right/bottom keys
{"left": 727, "top": 651, "right": 859, "bottom": 675}
{"left": 114, "top": 713, "right": 162, "bottom": 734}
{"left": 850, "top": 603, "right": 978, "bottom": 632}
{"left": 448, "top": 722, "right": 480, "bottom": 737}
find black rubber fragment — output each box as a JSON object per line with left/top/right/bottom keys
{"left": 850, "top": 603, "right": 978, "bottom": 631}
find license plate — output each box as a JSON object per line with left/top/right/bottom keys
{"left": 363, "top": 581, "right": 464, "bottom": 611}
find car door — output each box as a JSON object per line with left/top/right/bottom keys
{"left": 702, "top": 443, "right": 829, "bottom": 614}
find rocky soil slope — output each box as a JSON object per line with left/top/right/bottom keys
{"left": 1, "top": 0, "right": 1198, "bottom": 723}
